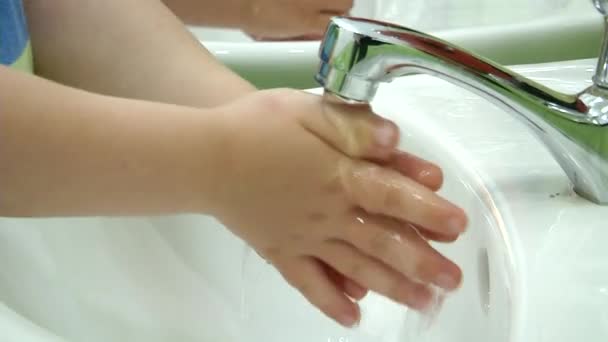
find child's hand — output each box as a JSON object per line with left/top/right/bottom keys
{"left": 213, "top": 89, "right": 467, "bottom": 327}
{"left": 242, "top": 0, "right": 353, "bottom": 39}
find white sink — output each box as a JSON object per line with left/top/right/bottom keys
{"left": 192, "top": 1, "right": 602, "bottom": 89}
{"left": 1, "top": 59, "right": 607, "bottom": 341}
{"left": 373, "top": 58, "right": 608, "bottom": 341}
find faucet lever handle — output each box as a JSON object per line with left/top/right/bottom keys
{"left": 593, "top": 0, "right": 608, "bottom": 88}
{"left": 593, "top": 0, "right": 608, "bottom": 15}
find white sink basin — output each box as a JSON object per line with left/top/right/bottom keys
{"left": 1, "top": 59, "right": 607, "bottom": 341}
{"left": 373, "top": 58, "right": 608, "bottom": 342}
{"left": 193, "top": 1, "right": 602, "bottom": 89}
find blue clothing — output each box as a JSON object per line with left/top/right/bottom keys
{"left": 0, "top": 0, "right": 32, "bottom": 71}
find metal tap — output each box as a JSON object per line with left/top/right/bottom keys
{"left": 315, "top": 4, "right": 608, "bottom": 205}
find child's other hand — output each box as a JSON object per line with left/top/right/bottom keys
{"left": 213, "top": 89, "right": 467, "bottom": 327}
{"left": 243, "top": 0, "right": 352, "bottom": 39}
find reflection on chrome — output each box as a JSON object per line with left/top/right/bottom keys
{"left": 316, "top": 11, "right": 608, "bottom": 204}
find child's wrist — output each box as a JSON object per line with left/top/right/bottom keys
{"left": 176, "top": 107, "right": 239, "bottom": 216}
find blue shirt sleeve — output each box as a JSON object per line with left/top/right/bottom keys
{"left": 0, "top": 0, "right": 29, "bottom": 66}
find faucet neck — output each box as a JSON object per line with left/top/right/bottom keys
{"left": 594, "top": 16, "right": 608, "bottom": 88}
{"left": 316, "top": 16, "right": 608, "bottom": 205}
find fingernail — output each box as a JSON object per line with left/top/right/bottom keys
{"left": 410, "top": 286, "right": 432, "bottom": 310}
{"left": 447, "top": 216, "right": 466, "bottom": 234}
{"left": 374, "top": 121, "right": 397, "bottom": 148}
{"left": 338, "top": 312, "right": 358, "bottom": 327}
{"left": 435, "top": 272, "right": 459, "bottom": 291}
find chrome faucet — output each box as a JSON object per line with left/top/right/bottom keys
{"left": 315, "top": 4, "right": 608, "bottom": 205}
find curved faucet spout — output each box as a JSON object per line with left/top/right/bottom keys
{"left": 315, "top": 16, "right": 608, "bottom": 204}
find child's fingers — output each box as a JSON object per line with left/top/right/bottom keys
{"left": 386, "top": 151, "right": 444, "bottom": 191}
{"left": 317, "top": 240, "right": 432, "bottom": 310}
{"left": 298, "top": 93, "right": 400, "bottom": 161}
{"left": 341, "top": 160, "right": 468, "bottom": 236}
{"left": 342, "top": 276, "right": 368, "bottom": 301}
{"left": 403, "top": 219, "right": 459, "bottom": 243}
{"left": 276, "top": 256, "right": 360, "bottom": 327}
{"left": 323, "top": 262, "right": 369, "bottom": 300}
{"left": 412, "top": 223, "right": 460, "bottom": 243}
{"left": 339, "top": 214, "right": 462, "bottom": 291}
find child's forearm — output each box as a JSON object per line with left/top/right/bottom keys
{"left": 24, "top": 0, "right": 254, "bottom": 108}
{"left": 0, "top": 67, "right": 229, "bottom": 217}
